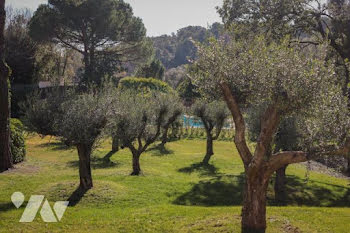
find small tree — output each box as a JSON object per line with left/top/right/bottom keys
{"left": 24, "top": 89, "right": 109, "bottom": 190}
{"left": 110, "top": 91, "right": 181, "bottom": 175}
{"left": 193, "top": 35, "right": 350, "bottom": 233}
{"left": 192, "top": 101, "right": 229, "bottom": 164}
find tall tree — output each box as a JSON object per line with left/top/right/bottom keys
{"left": 0, "top": 0, "right": 12, "bottom": 172}
{"left": 29, "top": 0, "right": 152, "bottom": 85}
{"left": 193, "top": 35, "right": 350, "bottom": 233}
{"left": 5, "top": 7, "right": 37, "bottom": 85}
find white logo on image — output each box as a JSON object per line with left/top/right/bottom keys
{"left": 11, "top": 192, "right": 69, "bottom": 223}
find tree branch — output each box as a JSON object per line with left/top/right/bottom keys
{"left": 220, "top": 82, "right": 252, "bottom": 167}
{"left": 266, "top": 138, "right": 350, "bottom": 178}
{"left": 252, "top": 104, "right": 280, "bottom": 169}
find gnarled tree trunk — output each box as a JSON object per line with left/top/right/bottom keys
{"left": 131, "top": 152, "right": 141, "bottom": 176}
{"left": 202, "top": 133, "right": 214, "bottom": 165}
{"left": 0, "top": 2, "right": 12, "bottom": 173}
{"left": 274, "top": 165, "right": 287, "bottom": 204}
{"left": 76, "top": 143, "right": 93, "bottom": 190}
{"left": 242, "top": 174, "right": 269, "bottom": 233}
{"left": 112, "top": 136, "right": 119, "bottom": 153}
{"left": 346, "top": 157, "right": 350, "bottom": 176}
{"left": 160, "top": 127, "right": 169, "bottom": 147}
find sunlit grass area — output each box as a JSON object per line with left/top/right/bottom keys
{"left": 0, "top": 135, "right": 349, "bottom": 232}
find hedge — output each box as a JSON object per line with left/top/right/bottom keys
{"left": 10, "top": 118, "right": 26, "bottom": 164}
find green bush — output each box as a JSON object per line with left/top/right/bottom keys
{"left": 119, "top": 77, "right": 173, "bottom": 93}
{"left": 10, "top": 119, "right": 26, "bottom": 164}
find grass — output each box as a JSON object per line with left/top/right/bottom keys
{"left": 0, "top": 135, "right": 349, "bottom": 232}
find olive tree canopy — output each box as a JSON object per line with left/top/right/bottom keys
{"left": 109, "top": 91, "right": 182, "bottom": 175}
{"left": 193, "top": 35, "right": 350, "bottom": 232}
{"left": 23, "top": 88, "right": 111, "bottom": 190}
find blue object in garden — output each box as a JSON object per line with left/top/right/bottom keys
{"left": 183, "top": 115, "right": 203, "bottom": 128}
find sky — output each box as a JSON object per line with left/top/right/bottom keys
{"left": 6, "top": 0, "right": 223, "bottom": 36}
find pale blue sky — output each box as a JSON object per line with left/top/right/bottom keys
{"left": 6, "top": 0, "right": 223, "bottom": 36}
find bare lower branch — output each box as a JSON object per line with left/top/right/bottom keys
{"left": 266, "top": 138, "right": 350, "bottom": 178}
{"left": 220, "top": 82, "right": 252, "bottom": 166}
{"left": 252, "top": 104, "right": 280, "bottom": 168}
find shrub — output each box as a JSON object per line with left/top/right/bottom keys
{"left": 10, "top": 119, "right": 26, "bottom": 164}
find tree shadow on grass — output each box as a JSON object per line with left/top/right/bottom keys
{"left": 67, "top": 187, "right": 88, "bottom": 207}
{"left": 277, "top": 175, "right": 350, "bottom": 207}
{"left": 178, "top": 162, "right": 219, "bottom": 176}
{"left": 146, "top": 144, "right": 174, "bottom": 156}
{"left": 37, "top": 141, "right": 74, "bottom": 151}
{"left": 0, "top": 201, "right": 28, "bottom": 212}
{"left": 174, "top": 173, "right": 350, "bottom": 207}
{"left": 174, "top": 174, "right": 245, "bottom": 206}
{"left": 67, "top": 155, "right": 120, "bottom": 169}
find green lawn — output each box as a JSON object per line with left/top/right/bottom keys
{"left": 0, "top": 136, "right": 349, "bottom": 232}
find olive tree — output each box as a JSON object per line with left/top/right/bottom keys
{"left": 109, "top": 92, "right": 182, "bottom": 175}
{"left": 24, "top": 89, "right": 109, "bottom": 190}
{"left": 193, "top": 35, "right": 350, "bottom": 233}
{"left": 192, "top": 100, "right": 229, "bottom": 164}
{"left": 219, "top": 0, "right": 350, "bottom": 175}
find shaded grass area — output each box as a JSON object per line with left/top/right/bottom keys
{"left": 0, "top": 136, "right": 349, "bottom": 232}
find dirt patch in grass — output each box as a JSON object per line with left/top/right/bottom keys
{"left": 183, "top": 214, "right": 241, "bottom": 232}
{"left": 1, "top": 162, "right": 40, "bottom": 175}
{"left": 282, "top": 220, "right": 301, "bottom": 233}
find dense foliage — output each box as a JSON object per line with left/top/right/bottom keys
{"left": 23, "top": 88, "right": 110, "bottom": 190}
{"left": 5, "top": 8, "right": 37, "bottom": 85}
{"left": 176, "top": 77, "right": 200, "bottom": 100}
{"left": 152, "top": 24, "right": 223, "bottom": 69}
{"left": 29, "top": 0, "right": 152, "bottom": 85}
{"left": 135, "top": 58, "right": 165, "bottom": 80}
{"left": 10, "top": 118, "right": 26, "bottom": 164}
{"left": 119, "top": 77, "right": 173, "bottom": 93}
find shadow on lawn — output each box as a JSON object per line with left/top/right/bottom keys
{"left": 174, "top": 173, "right": 350, "bottom": 207}
{"left": 0, "top": 201, "right": 28, "bottom": 212}
{"left": 37, "top": 141, "right": 74, "bottom": 151}
{"left": 67, "top": 155, "right": 120, "bottom": 169}
{"left": 146, "top": 144, "right": 174, "bottom": 156}
{"left": 178, "top": 162, "right": 219, "bottom": 176}
{"left": 67, "top": 187, "right": 88, "bottom": 207}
